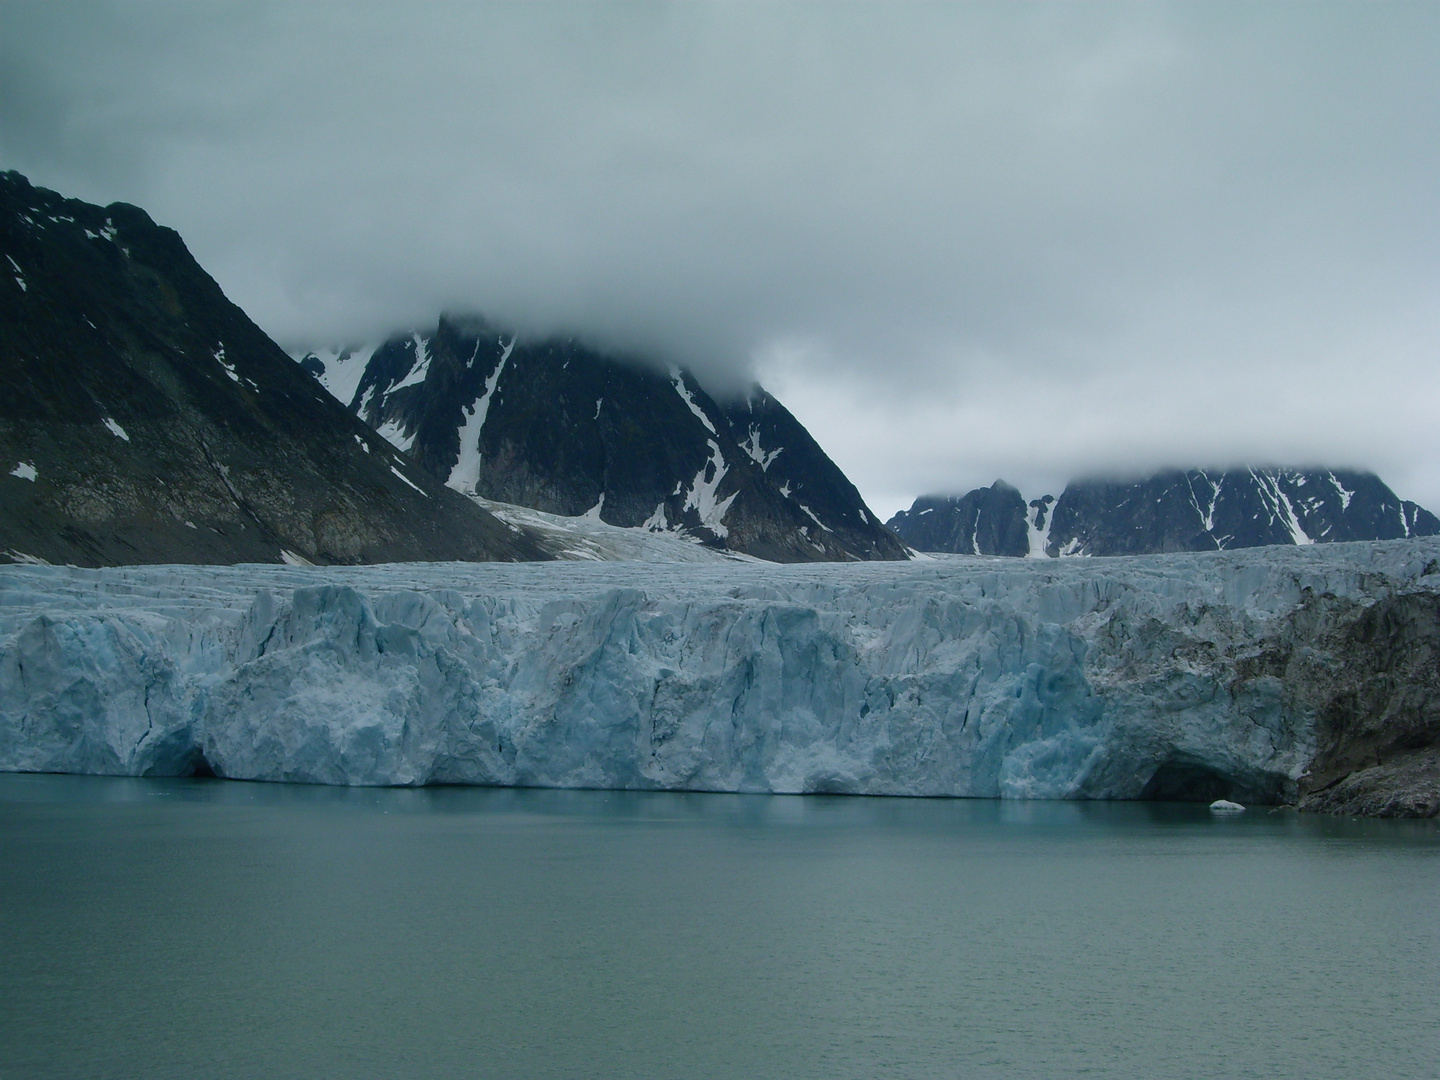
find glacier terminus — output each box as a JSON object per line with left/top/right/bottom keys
{"left": 3, "top": 540, "right": 1438, "bottom": 814}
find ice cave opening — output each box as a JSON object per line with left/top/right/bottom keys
{"left": 1139, "top": 759, "right": 1286, "bottom": 805}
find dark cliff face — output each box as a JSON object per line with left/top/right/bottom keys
{"left": 885, "top": 483, "right": 1031, "bottom": 556}
{"left": 1189, "top": 575, "right": 1440, "bottom": 819}
{"left": 0, "top": 173, "right": 545, "bottom": 567}
{"left": 303, "top": 317, "right": 908, "bottom": 563}
{"left": 888, "top": 468, "right": 1440, "bottom": 557}
{"left": 1294, "top": 584, "right": 1440, "bottom": 818}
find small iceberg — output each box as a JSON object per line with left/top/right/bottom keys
{"left": 1209, "top": 799, "right": 1246, "bottom": 813}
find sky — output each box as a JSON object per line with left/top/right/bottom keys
{"left": 2, "top": 2, "right": 1438, "bottom": 520}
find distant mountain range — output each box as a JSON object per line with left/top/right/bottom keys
{"left": 888, "top": 470, "right": 1440, "bottom": 557}
{"left": 0, "top": 171, "right": 543, "bottom": 566}
{"left": 298, "top": 319, "right": 906, "bottom": 562}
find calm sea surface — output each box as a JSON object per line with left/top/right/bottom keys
{"left": 0, "top": 775, "right": 1436, "bottom": 1080}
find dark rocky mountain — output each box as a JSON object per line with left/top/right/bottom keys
{"left": 0, "top": 172, "right": 545, "bottom": 566}
{"left": 888, "top": 468, "right": 1440, "bottom": 557}
{"left": 884, "top": 482, "right": 1031, "bottom": 556}
{"left": 1046, "top": 469, "right": 1440, "bottom": 556}
{"left": 300, "top": 318, "right": 906, "bottom": 562}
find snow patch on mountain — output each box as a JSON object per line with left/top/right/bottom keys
{"left": 682, "top": 440, "right": 737, "bottom": 538}
{"left": 796, "top": 502, "right": 833, "bottom": 533}
{"left": 671, "top": 369, "right": 718, "bottom": 436}
{"left": 1194, "top": 473, "right": 1222, "bottom": 532}
{"left": 386, "top": 465, "right": 427, "bottom": 497}
{"left": 2, "top": 550, "right": 48, "bottom": 565}
{"left": 739, "top": 425, "right": 782, "bottom": 471}
{"left": 213, "top": 346, "right": 240, "bottom": 383}
{"left": 375, "top": 419, "right": 417, "bottom": 453}
{"left": 389, "top": 334, "right": 433, "bottom": 392}
{"left": 1330, "top": 471, "right": 1355, "bottom": 511}
{"left": 1026, "top": 497, "right": 1054, "bottom": 559}
{"left": 447, "top": 336, "right": 514, "bottom": 495}
{"left": 304, "top": 345, "right": 378, "bottom": 407}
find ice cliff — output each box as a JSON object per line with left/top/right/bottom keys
{"left": 3, "top": 541, "right": 1438, "bottom": 812}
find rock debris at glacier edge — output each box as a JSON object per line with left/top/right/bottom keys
{"left": 3, "top": 540, "right": 1439, "bottom": 802}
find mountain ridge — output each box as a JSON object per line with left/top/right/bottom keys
{"left": 888, "top": 468, "right": 1440, "bottom": 557}
{"left": 300, "top": 317, "right": 908, "bottom": 563}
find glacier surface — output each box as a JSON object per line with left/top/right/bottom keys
{"left": 3, "top": 540, "right": 1438, "bottom": 798}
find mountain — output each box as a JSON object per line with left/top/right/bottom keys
{"left": 299, "top": 317, "right": 907, "bottom": 562}
{"left": 0, "top": 172, "right": 545, "bottom": 566}
{"left": 883, "top": 482, "right": 1032, "bottom": 557}
{"left": 888, "top": 468, "right": 1440, "bottom": 556}
{"left": 1046, "top": 468, "right": 1440, "bottom": 556}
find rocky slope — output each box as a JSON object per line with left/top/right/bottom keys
{"left": 0, "top": 173, "right": 545, "bottom": 567}
{"left": 3, "top": 538, "right": 1436, "bottom": 817}
{"left": 300, "top": 317, "right": 906, "bottom": 563}
{"left": 889, "top": 468, "right": 1440, "bottom": 558}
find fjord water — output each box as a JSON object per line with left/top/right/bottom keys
{"left": 1, "top": 777, "right": 1436, "bottom": 1080}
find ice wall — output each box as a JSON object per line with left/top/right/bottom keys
{"left": 4, "top": 541, "right": 1438, "bottom": 800}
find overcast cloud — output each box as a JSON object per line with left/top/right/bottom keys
{"left": 2, "top": 2, "right": 1437, "bottom": 518}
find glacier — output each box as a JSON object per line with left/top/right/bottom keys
{"left": 2, "top": 540, "right": 1438, "bottom": 805}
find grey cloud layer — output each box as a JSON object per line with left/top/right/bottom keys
{"left": 3, "top": 2, "right": 1437, "bottom": 516}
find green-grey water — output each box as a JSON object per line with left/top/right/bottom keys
{"left": 0, "top": 775, "right": 1436, "bottom": 1080}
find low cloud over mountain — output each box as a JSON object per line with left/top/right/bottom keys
{"left": 3, "top": 5, "right": 1438, "bottom": 516}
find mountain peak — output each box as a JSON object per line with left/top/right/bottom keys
{"left": 299, "top": 320, "right": 909, "bottom": 563}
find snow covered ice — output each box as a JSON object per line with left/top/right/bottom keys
{"left": 3, "top": 540, "right": 1438, "bottom": 798}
